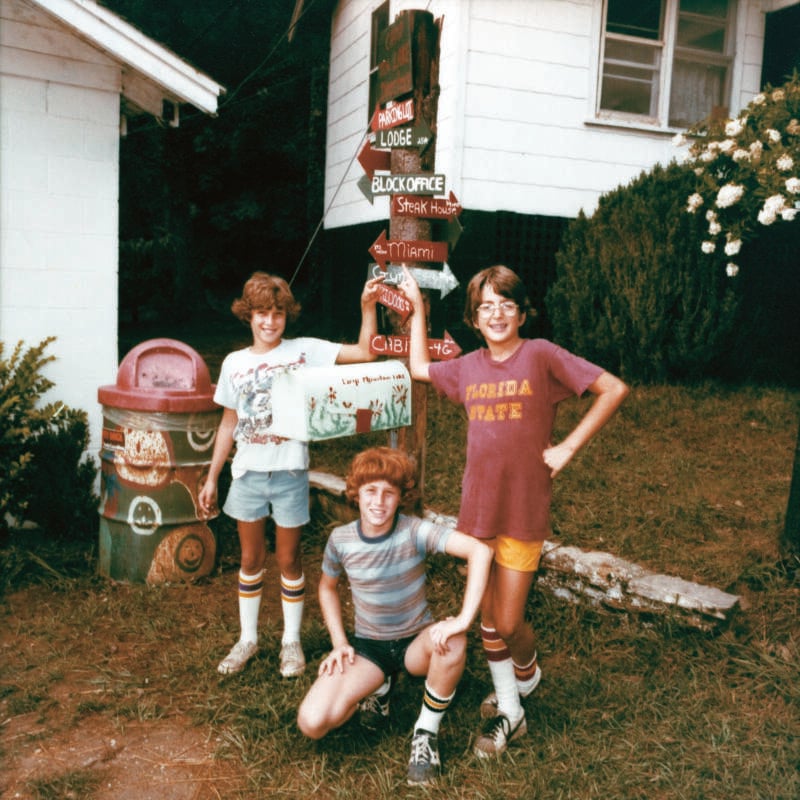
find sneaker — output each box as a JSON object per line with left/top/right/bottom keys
{"left": 473, "top": 712, "right": 527, "bottom": 758}
{"left": 407, "top": 729, "right": 441, "bottom": 786}
{"left": 217, "top": 640, "right": 258, "bottom": 675}
{"left": 279, "top": 641, "right": 306, "bottom": 677}
{"left": 479, "top": 665, "right": 542, "bottom": 719}
{"left": 358, "top": 686, "right": 391, "bottom": 730}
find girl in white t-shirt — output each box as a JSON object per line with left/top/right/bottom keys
{"left": 199, "top": 271, "right": 383, "bottom": 678}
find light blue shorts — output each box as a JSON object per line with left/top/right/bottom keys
{"left": 223, "top": 470, "right": 310, "bottom": 528}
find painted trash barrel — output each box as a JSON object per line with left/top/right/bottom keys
{"left": 97, "top": 338, "right": 221, "bottom": 584}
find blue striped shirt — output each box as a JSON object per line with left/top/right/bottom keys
{"left": 322, "top": 514, "right": 452, "bottom": 640}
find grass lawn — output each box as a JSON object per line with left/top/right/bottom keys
{"left": 2, "top": 355, "right": 799, "bottom": 798}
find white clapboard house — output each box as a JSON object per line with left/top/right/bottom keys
{"left": 0, "top": 0, "right": 224, "bottom": 457}
{"left": 320, "top": 0, "right": 800, "bottom": 331}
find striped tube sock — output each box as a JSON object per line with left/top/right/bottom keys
{"left": 238, "top": 569, "right": 264, "bottom": 643}
{"left": 481, "top": 625, "right": 522, "bottom": 720}
{"left": 414, "top": 682, "right": 455, "bottom": 735}
{"left": 513, "top": 651, "right": 540, "bottom": 695}
{"left": 280, "top": 573, "right": 305, "bottom": 644}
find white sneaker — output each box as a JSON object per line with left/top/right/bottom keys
{"left": 279, "top": 641, "right": 306, "bottom": 677}
{"left": 479, "top": 665, "right": 541, "bottom": 719}
{"left": 473, "top": 712, "right": 527, "bottom": 758}
{"left": 217, "top": 640, "right": 258, "bottom": 675}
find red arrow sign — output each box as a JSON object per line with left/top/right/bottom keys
{"left": 358, "top": 139, "right": 390, "bottom": 179}
{"left": 369, "top": 230, "right": 448, "bottom": 271}
{"left": 369, "top": 332, "right": 461, "bottom": 361}
{"left": 391, "top": 191, "right": 463, "bottom": 220}
{"left": 376, "top": 284, "right": 412, "bottom": 324}
{"left": 370, "top": 98, "right": 415, "bottom": 131}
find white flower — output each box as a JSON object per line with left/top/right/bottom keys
{"left": 767, "top": 129, "right": 782, "bottom": 144}
{"left": 706, "top": 209, "right": 717, "bottom": 221}
{"left": 777, "top": 154, "right": 794, "bottom": 172}
{"left": 758, "top": 195, "right": 785, "bottom": 225}
{"left": 726, "top": 263, "right": 739, "bottom": 277}
{"left": 686, "top": 192, "right": 704, "bottom": 212}
{"left": 786, "top": 177, "right": 800, "bottom": 194}
{"left": 753, "top": 93, "right": 766, "bottom": 105}
{"left": 749, "top": 141, "right": 763, "bottom": 162}
{"left": 724, "top": 238, "right": 742, "bottom": 256}
{"left": 732, "top": 149, "right": 750, "bottom": 163}
{"left": 701, "top": 241, "right": 716, "bottom": 254}
{"left": 672, "top": 133, "right": 688, "bottom": 147}
{"left": 788, "top": 119, "right": 800, "bottom": 136}
{"left": 716, "top": 183, "right": 744, "bottom": 208}
{"left": 709, "top": 221, "right": 722, "bottom": 235}
{"left": 781, "top": 208, "right": 798, "bottom": 222}
{"left": 694, "top": 167, "right": 705, "bottom": 176}
{"left": 772, "top": 88, "right": 786, "bottom": 102}
{"left": 719, "top": 139, "right": 736, "bottom": 153}
{"left": 700, "top": 148, "right": 717, "bottom": 162}
{"left": 725, "top": 118, "right": 746, "bottom": 137}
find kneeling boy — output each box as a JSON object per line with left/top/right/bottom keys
{"left": 297, "top": 447, "right": 492, "bottom": 786}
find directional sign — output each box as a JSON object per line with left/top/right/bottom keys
{"left": 370, "top": 331, "right": 462, "bottom": 361}
{"left": 370, "top": 262, "right": 459, "bottom": 299}
{"left": 358, "top": 139, "right": 391, "bottom": 179}
{"left": 370, "top": 99, "right": 415, "bottom": 131}
{"left": 376, "top": 284, "right": 412, "bottom": 324}
{"left": 392, "top": 191, "right": 462, "bottom": 220}
{"left": 371, "top": 173, "right": 445, "bottom": 196}
{"left": 375, "top": 118, "right": 433, "bottom": 151}
{"left": 369, "top": 230, "right": 448, "bottom": 271}
{"left": 357, "top": 174, "right": 375, "bottom": 204}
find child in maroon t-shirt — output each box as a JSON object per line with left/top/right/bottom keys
{"left": 402, "top": 264, "right": 628, "bottom": 758}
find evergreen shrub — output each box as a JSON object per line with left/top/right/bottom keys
{"left": 0, "top": 338, "right": 98, "bottom": 539}
{"left": 545, "top": 162, "right": 743, "bottom": 383}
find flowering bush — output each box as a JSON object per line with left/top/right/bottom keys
{"left": 675, "top": 72, "right": 800, "bottom": 277}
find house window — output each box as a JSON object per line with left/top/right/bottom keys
{"left": 598, "top": 0, "right": 735, "bottom": 128}
{"left": 369, "top": 2, "right": 390, "bottom": 120}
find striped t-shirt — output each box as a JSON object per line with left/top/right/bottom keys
{"left": 321, "top": 514, "right": 452, "bottom": 641}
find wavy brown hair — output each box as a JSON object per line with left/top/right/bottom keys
{"left": 231, "top": 272, "right": 301, "bottom": 324}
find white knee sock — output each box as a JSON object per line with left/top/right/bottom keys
{"left": 280, "top": 572, "right": 305, "bottom": 644}
{"left": 238, "top": 568, "right": 264, "bottom": 643}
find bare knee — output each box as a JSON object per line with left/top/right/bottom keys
{"left": 297, "top": 706, "right": 328, "bottom": 740}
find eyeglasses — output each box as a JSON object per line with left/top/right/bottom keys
{"left": 476, "top": 301, "right": 519, "bottom": 318}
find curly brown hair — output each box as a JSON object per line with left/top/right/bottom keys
{"left": 344, "top": 447, "right": 418, "bottom": 508}
{"left": 231, "top": 272, "right": 301, "bottom": 324}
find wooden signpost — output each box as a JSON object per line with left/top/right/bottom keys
{"left": 359, "top": 9, "right": 446, "bottom": 510}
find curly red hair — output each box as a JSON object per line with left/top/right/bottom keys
{"left": 345, "top": 447, "right": 418, "bottom": 507}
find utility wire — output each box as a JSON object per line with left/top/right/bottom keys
{"left": 288, "top": 124, "right": 371, "bottom": 287}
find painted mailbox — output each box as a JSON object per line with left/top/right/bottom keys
{"left": 270, "top": 360, "right": 411, "bottom": 441}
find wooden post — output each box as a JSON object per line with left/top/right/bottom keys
{"left": 782, "top": 418, "right": 800, "bottom": 559}
{"left": 385, "top": 10, "right": 441, "bottom": 512}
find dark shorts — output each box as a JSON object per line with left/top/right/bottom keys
{"left": 352, "top": 634, "right": 417, "bottom": 678}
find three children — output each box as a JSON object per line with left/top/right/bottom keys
{"left": 206, "top": 264, "right": 626, "bottom": 785}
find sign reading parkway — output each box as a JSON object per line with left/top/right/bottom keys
{"left": 370, "top": 173, "right": 446, "bottom": 196}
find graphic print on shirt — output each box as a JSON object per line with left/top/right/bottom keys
{"left": 232, "top": 354, "right": 307, "bottom": 445}
{"left": 464, "top": 379, "right": 533, "bottom": 422}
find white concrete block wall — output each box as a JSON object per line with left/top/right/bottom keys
{"left": 0, "top": 70, "right": 120, "bottom": 462}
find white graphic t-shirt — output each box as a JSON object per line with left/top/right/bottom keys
{"left": 215, "top": 338, "right": 340, "bottom": 477}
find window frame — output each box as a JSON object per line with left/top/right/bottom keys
{"left": 594, "top": 0, "right": 736, "bottom": 131}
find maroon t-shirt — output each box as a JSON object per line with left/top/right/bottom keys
{"left": 429, "top": 339, "right": 603, "bottom": 542}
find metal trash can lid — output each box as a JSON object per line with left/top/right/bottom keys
{"left": 98, "top": 338, "right": 219, "bottom": 412}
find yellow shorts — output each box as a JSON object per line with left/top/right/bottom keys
{"left": 485, "top": 536, "right": 544, "bottom": 573}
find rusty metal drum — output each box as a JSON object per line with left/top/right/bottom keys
{"left": 97, "top": 339, "right": 221, "bottom": 584}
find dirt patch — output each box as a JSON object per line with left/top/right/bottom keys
{"left": 1, "top": 713, "right": 243, "bottom": 800}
